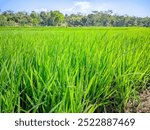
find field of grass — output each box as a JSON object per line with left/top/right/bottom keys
{"left": 0, "top": 27, "right": 150, "bottom": 113}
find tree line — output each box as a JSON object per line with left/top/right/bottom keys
{"left": 0, "top": 10, "right": 150, "bottom": 27}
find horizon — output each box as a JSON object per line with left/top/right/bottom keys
{"left": 0, "top": 0, "right": 150, "bottom": 17}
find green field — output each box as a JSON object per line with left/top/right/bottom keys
{"left": 0, "top": 27, "right": 150, "bottom": 113}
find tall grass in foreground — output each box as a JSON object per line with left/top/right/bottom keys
{"left": 0, "top": 27, "right": 150, "bottom": 112}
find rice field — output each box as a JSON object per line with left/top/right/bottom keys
{"left": 0, "top": 27, "right": 150, "bottom": 113}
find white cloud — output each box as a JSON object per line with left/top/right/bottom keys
{"left": 74, "top": 1, "right": 91, "bottom": 11}
{"left": 34, "top": 8, "right": 48, "bottom": 12}
{"left": 62, "top": 1, "right": 92, "bottom": 14}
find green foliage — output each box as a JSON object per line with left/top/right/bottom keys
{"left": 46, "top": 11, "right": 64, "bottom": 26}
{"left": 0, "top": 10, "right": 150, "bottom": 27}
{"left": 65, "top": 11, "right": 150, "bottom": 27}
{"left": 0, "top": 27, "right": 150, "bottom": 113}
{"left": 30, "top": 11, "right": 40, "bottom": 26}
{"left": 0, "top": 15, "right": 8, "bottom": 26}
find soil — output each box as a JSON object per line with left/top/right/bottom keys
{"left": 125, "top": 88, "right": 150, "bottom": 113}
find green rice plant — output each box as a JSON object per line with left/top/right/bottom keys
{"left": 0, "top": 27, "right": 150, "bottom": 113}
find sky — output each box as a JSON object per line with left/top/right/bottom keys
{"left": 0, "top": 0, "right": 150, "bottom": 17}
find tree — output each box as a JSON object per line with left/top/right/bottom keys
{"left": 40, "top": 11, "right": 47, "bottom": 26}
{"left": 47, "top": 11, "right": 64, "bottom": 26}
{"left": 30, "top": 11, "right": 40, "bottom": 26}
{"left": 0, "top": 10, "right": 150, "bottom": 27}
{"left": 0, "top": 15, "right": 8, "bottom": 26}
{"left": 14, "top": 11, "right": 32, "bottom": 26}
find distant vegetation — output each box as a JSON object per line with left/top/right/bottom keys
{"left": 0, "top": 10, "right": 150, "bottom": 27}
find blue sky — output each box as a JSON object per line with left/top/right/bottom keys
{"left": 0, "top": 0, "right": 150, "bottom": 17}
